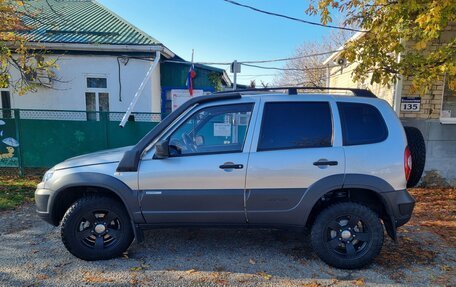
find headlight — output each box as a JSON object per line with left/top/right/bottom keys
{"left": 43, "top": 169, "right": 54, "bottom": 182}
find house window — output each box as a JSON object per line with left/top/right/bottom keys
{"left": 85, "top": 76, "right": 109, "bottom": 121}
{"left": 87, "top": 77, "right": 107, "bottom": 89}
{"left": 1, "top": 90, "right": 11, "bottom": 119}
{"left": 441, "top": 75, "right": 456, "bottom": 123}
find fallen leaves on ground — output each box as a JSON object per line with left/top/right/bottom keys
{"left": 185, "top": 268, "right": 197, "bottom": 274}
{"left": 376, "top": 235, "right": 436, "bottom": 268}
{"left": 353, "top": 277, "right": 365, "bottom": 286}
{"left": 257, "top": 271, "right": 272, "bottom": 280}
{"left": 408, "top": 188, "right": 456, "bottom": 246}
{"left": 83, "top": 272, "right": 115, "bottom": 283}
{"left": 302, "top": 281, "right": 323, "bottom": 287}
{"left": 235, "top": 274, "right": 255, "bottom": 283}
{"left": 35, "top": 274, "right": 49, "bottom": 280}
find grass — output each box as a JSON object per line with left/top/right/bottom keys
{"left": 0, "top": 175, "right": 40, "bottom": 211}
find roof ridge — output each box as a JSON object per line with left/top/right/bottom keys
{"left": 19, "top": 0, "right": 165, "bottom": 46}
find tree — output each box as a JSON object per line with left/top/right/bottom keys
{"left": 0, "top": 0, "right": 57, "bottom": 95}
{"left": 306, "top": 0, "right": 456, "bottom": 92}
{"left": 276, "top": 30, "right": 351, "bottom": 87}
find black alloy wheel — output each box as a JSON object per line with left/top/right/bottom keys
{"left": 324, "top": 214, "right": 371, "bottom": 258}
{"left": 61, "top": 196, "right": 134, "bottom": 261}
{"left": 75, "top": 209, "right": 122, "bottom": 250}
{"left": 311, "top": 202, "right": 384, "bottom": 269}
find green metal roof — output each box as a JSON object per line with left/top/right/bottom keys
{"left": 20, "top": 0, "right": 162, "bottom": 46}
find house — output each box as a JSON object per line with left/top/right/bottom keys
{"left": 160, "top": 57, "right": 232, "bottom": 115}
{"left": 0, "top": 0, "right": 230, "bottom": 119}
{"left": 324, "top": 24, "right": 456, "bottom": 186}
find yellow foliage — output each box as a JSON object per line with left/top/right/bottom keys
{"left": 1, "top": 0, "right": 56, "bottom": 95}
{"left": 307, "top": 0, "right": 456, "bottom": 93}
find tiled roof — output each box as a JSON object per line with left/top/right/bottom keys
{"left": 20, "top": 0, "right": 162, "bottom": 46}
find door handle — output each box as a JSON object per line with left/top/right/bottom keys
{"left": 313, "top": 160, "right": 338, "bottom": 166}
{"left": 219, "top": 163, "right": 244, "bottom": 169}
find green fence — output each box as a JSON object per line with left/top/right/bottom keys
{"left": 0, "top": 109, "right": 160, "bottom": 174}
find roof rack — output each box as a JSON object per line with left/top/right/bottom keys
{"left": 214, "top": 86, "right": 377, "bottom": 98}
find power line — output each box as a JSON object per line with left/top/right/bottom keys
{"left": 163, "top": 50, "right": 342, "bottom": 66}
{"left": 223, "top": 0, "right": 363, "bottom": 32}
{"left": 162, "top": 60, "right": 230, "bottom": 65}
{"left": 242, "top": 63, "right": 328, "bottom": 72}
{"left": 241, "top": 50, "right": 341, "bottom": 64}
{"left": 234, "top": 74, "right": 277, "bottom": 77}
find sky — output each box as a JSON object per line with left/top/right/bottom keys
{"left": 98, "top": 0, "right": 344, "bottom": 86}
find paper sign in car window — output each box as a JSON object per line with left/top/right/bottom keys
{"left": 214, "top": 123, "right": 231, "bottom": 137}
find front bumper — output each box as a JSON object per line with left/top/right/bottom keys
{"left": 381, "top": 189, "right": 415, "bottom": 227}
{"left": 35, "top": 183, "right": 55, "bottom": 225}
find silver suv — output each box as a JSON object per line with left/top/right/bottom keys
{"left": 35, "top": 88, "right": 418, "bottom": 269}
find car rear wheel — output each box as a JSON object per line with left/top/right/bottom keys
{"left": 61, "top": 196, "right": 134, "bottom": 261}
{"left": 311, "top": 202, "right": 384, "bottom": 269}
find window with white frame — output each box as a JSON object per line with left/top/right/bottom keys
{"left": 85, "top": 76, "right": 109, "bottom": 121}
{"left": 441, "top": 75, "right": 456, "bottom": 123}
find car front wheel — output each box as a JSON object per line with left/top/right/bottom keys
{"left": 311, "top": 202, "right": 384, "bottom": 269}
{"left": 61, "top": 196, "right": 134, "bottom": 261}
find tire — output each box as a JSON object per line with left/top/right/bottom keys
{"left": 61, "top": 196, "right": 134, "bottom": 261}
{"left": 404, "top": 126, "right": 426, "bottom": 188}
{"left": 311, "top": 202, "right": 384, "bottom": 269}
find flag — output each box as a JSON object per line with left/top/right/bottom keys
{"left": 186, "top": 64, "right": 196, "bottom": 96}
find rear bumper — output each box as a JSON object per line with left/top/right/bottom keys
{"left": 381, "top": 189, "right": 415, "bottom": 227}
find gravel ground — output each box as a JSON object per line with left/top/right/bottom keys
{"left": 0, "top": 203, "right": 455, "bottom": 287}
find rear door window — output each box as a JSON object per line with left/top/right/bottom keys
{"left": 258, "top": 102, "right": 332, "bottom": 151}
{"left": 337, "top": 102, "right": 388, "bottom": 146}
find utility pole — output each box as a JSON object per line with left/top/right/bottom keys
{"left": 231, "top": 60, "right": 241, "bottom": 90}
{"left": 233, "top": 66, "right": 237, "bottom": 90}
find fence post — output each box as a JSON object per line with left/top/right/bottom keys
{"left": 13, "top": 109, "right": 24, "bottom": 176}
{"left": 101, "top": 112, "right": 109, "bottom": 149}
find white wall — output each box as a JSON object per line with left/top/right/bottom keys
{"left": 7, "top": 54, "right": 161, "bottom": 113}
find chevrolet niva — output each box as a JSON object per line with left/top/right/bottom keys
{"left": 35, "top": 87, "right": 425, "bottom": 269}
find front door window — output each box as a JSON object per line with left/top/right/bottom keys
{"left": 168, "top": 104, "right": 253, "bottom": 156}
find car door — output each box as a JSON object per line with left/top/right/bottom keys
{"left": 245, "top": 99, "right": 345, "bottom": 225}
{"left": 138, "top": 100, "right": 257, "bottom": 224}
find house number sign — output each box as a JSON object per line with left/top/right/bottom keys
{"left": 400, "top": 97, "right": 421, "bottom": 112}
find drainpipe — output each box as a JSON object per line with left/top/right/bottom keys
{"left": 326, "top": 64, "right": 330, "bottom": 89}
{"left": 393, "top": 40, "right": 404, "bottom": 116}
{"left": 393, "top": 74, "right": 403, "bottom": 116}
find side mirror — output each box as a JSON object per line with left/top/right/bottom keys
{"left": 154, "top": 139, "right": 169, "bottom": 159}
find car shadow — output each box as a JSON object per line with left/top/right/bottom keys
{"left": 123, "top": 228, "right": 365, "bottom": 280}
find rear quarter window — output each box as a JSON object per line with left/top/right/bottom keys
{"left": 337, "top": 102, "right": 388, "bottom": 146}
{"left": 258, "top": 101, "right": 333, "bottom": 151}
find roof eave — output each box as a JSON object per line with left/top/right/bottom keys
{"left": 322, "top": 31, "right": 365, "bottom": 65}
{"left": 18, "top": 42, "right": 175, "bottom": 58}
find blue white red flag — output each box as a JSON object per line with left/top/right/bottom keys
{"left": 186, "top": 64, "right": 196, "bottom": 96}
